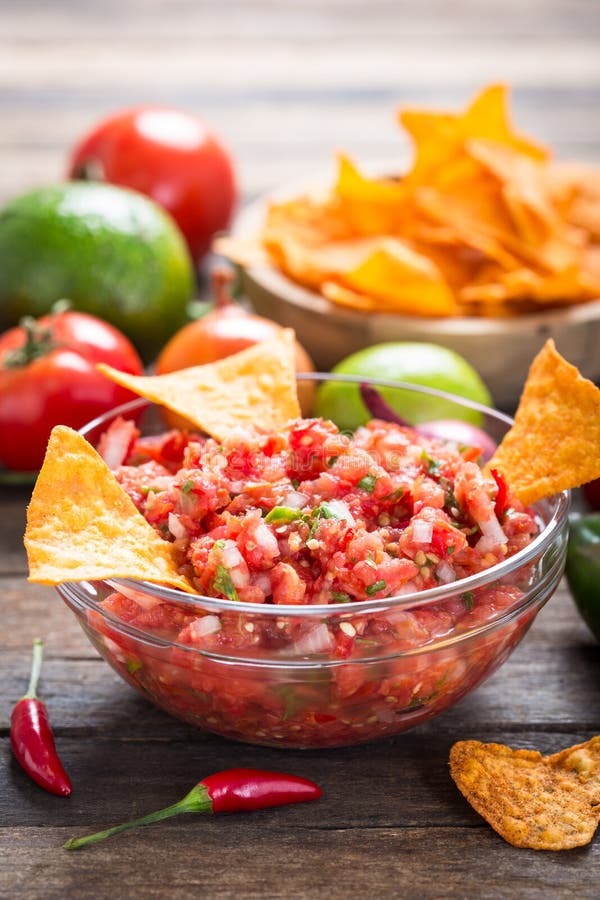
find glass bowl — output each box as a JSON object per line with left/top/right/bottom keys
{"left": 56, "top": 376, "right": 570, "bottom": 749}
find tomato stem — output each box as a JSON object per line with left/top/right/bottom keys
{"left": 211, "top": 266, "right": 235, "bottom": 309}
{"left": 71, "top": 158, "right": 106, "bottom": 182}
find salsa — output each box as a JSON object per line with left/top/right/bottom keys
{"left": 85, "top": 415, "right": 541, "bottom": 747}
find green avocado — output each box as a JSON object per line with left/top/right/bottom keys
{"left": 0, "top": 182, "right": 195, "bottom": 360}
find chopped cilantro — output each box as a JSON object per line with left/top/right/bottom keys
{"left": 307, "top": 501, "right": 343, "bottom": 538}
{"left": 317, "top": 502, "right": 340, "bottom": 519}
{"left": 421, "top": 451, "right": 441, "bottom": 477}
{"left": 265, "top": 506, "right": 305, "bottom": 524}
{"left": 126, "top": 659, "right": 142, "bottom": 674}
{"left": 213, "top": 565, "right": 239, "bottom": 601}
{"left": 274, "top": 684, "right": 306, "bottom": 721}
{"left": 213, "top": 539, "right": 226, "bottom": 549}
{"left": 357, "top": 473, "right": 378, "bottom": 493}
{"left": 365, "top": 579, "right": 386, "bottom": 596}
{"left": 440, "top": 477, "right": 458, "bottom": 513}
{"left": 461, "top": 591, "right": 474, "bottom": 611}
{"left": 447, "top": 545, "right": 455, "bottom": 555}
{"left": 331, "top": 591, "right": 351, "bottom": 603}
{"left": 291, "top": 479, "right": 300, "bottom": 489}
{"left": 181, "top": 479, "right": 194, "bottom": 494}
{"left": 358, "top": 474, "right": 378, "bottom": 493}
{"left": 327, "top": 455, "right": 339, "bottom": 467}
{"left": 383, "top": 487, "right": 405, "bottom": 502}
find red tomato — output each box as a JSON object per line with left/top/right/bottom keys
{"left": 0, "top": 310, "right": 143, "bottom": 471}
{"left": 67, "top": 107, "right": 237, "bottom": 263}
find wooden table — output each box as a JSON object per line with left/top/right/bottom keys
{"left": 2, "top": 1, "right": 600, "bottom": 897}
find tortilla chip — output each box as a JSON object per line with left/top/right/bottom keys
{"left": 25, "top": 426, "right": 195, "bottom": 593}
{"left": 450, "top": 736, "right": 600, "bottom": 850}
{"left": 321, "top": 281, "right": 378, "bottom": 311}
{"left": 547, "top": 162, "right": 600, "bottom": 239}
{"left": 98, "top": 333, "right": 301, "bottom": 441}
{"left": 272, "top": 233, "right": 384, "bottom": 291}
{"left": 488, "top": 339, "right": 600, "bottom": 504}
{"left": 213, "top": 234, "right": 272, "bottom": 268}
{"left": 334, "top": 154, "right": 410, "bottom": 235}
{"left": 401, "top": 84, "right": 548, "bottom": 188}
{"left": 339, "top": 239, "right": 457, "bottom": 316}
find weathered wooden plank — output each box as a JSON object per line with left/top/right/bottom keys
{"left": 1, "top": 821, "right": 598, "bottom": 900}
{"left": 3, "top": 724, "right": 599, "bottom": 828}
{"left": 2, "top": 42, "right": 599, "bottom": 94}
{"left": 1, "top": 0, "right": 599, "bottom": 42}
{"left": 0, "top": 489, "right": 30, "bottom": 575}
{"left": 5, "top": 100, "right": 600, "bottom": 149}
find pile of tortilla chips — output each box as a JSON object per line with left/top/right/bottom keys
{"left": 219, "top": 84, "right": 600, "bottom": 318}
{"left": 450, "top": 736, "right": 600, "bottom": 850}
{"left": 23, "top": 335, "right": 600, "bottom": 591}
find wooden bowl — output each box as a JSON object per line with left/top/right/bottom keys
{"left": 233, "top": 189, "right": 600, "bottom": 411}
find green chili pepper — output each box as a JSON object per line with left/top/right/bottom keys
{"left": 565, "top": 514, "right": 600, "bottom": 642}
{"left": 264, "top": 506, "right": 305, "bottom": 524}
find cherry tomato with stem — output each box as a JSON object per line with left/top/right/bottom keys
{"left": 0, "top": 306, "right": 143, "bottom": 472}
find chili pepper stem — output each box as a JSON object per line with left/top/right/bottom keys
{"left": 63, "top": 785, "right": 212, "bottom": 850}
{"left": 24, "top": 639, "right": 44, "bottom": 699}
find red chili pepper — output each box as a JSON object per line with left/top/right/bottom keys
{"left": 63, "top": 768, "right": 321, "bottom": 850}
{"left": 10, "top": 639, "right": 72, "bottom": 797}
{"left": 490, "top": 467, "right": 509, "bottom": 519}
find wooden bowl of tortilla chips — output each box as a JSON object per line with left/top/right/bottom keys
{"left": 219, "top": 85, "right": 600, "bottom": 411}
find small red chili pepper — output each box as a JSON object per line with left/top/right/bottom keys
{"left": 63, "top": 768, "right": 322, "bottom": 850}
{"left": 10, "top": 639, "right": 72, "bottom": 797}
{"left": 490, "top": 467, "right": 509, "bottom": 519}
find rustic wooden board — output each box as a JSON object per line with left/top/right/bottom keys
{"left": 1, "top": 822, "right": 596, "bottom": 900}
{"left": 1, "top": 0, "right": 599, "bottom": 204}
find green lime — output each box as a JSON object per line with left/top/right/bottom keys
{"left": 0, "top": 183, "right": 195, "bottom": 359}
{"left": 314, "top": 342, "right": 492, "bottom": 431}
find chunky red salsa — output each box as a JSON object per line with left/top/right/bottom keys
{"left": 87, "top": 415, "right": 540, "bottom": 747}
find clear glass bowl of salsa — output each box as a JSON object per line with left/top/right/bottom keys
{"left": 57, "top": 376, "right": 569, "bottom": 748}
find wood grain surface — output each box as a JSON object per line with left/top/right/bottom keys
{"left": 1, "top": 1, "right": 600, "bottom": 898}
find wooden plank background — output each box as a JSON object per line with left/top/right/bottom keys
{"left": 1, "top": 1, "right": 600, "bottom": 898}
{"left": 2, "top": 0, "right": 600, "bottom": 206}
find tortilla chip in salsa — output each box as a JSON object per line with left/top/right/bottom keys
{"left": 97, "top": 330, "right": 300, "bottom": 440}
{"left": 25, "top": 425, "right": 195, "bottom": 593}
{"left": 488, "top": 339, "right": 600, "bottom": 505}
